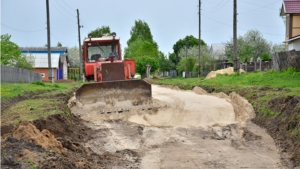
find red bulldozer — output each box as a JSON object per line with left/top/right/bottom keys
{"left": 75, "top": 33, "right": 152, "bottom": 113}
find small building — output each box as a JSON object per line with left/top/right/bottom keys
{"left": 280, "top": 0, "right": 300, "bottom": 51}
{"left": 20, "top": 47, "right": 69, "bottom": 81}
{"left": 209, "top": 43, "right": 226, "bottom": 60}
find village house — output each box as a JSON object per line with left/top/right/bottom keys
{"left": 281, "top": 0, "right": 300, "bottom": 51}
{"left": 20, "top": 47, "right": 69, "bottom": 81}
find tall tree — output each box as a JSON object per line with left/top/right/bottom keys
{"left": 172, "top": 35, "right": 206, "bottom": 55}
{"left": 88, "top": 26, "right": 111, "bottom": 38}
{"left": 0, "top": 34, "right": 33, "bottom": 70}
{"left": 127, "top": 20, "right": 157, "bottom": 48}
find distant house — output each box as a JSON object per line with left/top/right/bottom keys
{"left": 20, "top": 47, "right": 69, "bottom": 81}
{"left": 209, "top": 43, "right": 226, "bottom": 60}
{"left": 280, "top": 0, "right": 300, "bottom": 51}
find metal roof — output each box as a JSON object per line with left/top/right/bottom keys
{"left": 84, "top": 36, "right": 120, "bottom": 42}
{"left": 20, "top": 47, "right": 67, "bottom": 53}
{"left": 25, "top": 53, "right": 60, "bottom": 68}
{"left": 281, "top": 0, "right": 300, "bottom": 15}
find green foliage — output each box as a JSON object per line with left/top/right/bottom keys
{"left": 158, "top": 51, "right": 175, "bottom": 71}
{"left": 127, "top": 20, "right": 157, "bottom": 48}
{"left": 57, "top": 42, "right": 62, "bottom": 47}
{"left": 31, "top": 81, "right": 45, "bottom": 86}
{"left": 124, "top": 39, "right": 158, "bottom": 60}
{"left": 261, "top": 107, "right": 276, "bottom": 116}
{"left": 88, "top": 26, "right": 111, "bottom": 38}
{"left": 173, "top": 35, "right": 206, "bottom": 54}
{"left": 225, "top": 29, "right": 271, "bottom": 62}
{"left": 290, "top": 128, "right": 298, "bottom": 137}
{"left": 176, "top": 57, "right": 196, "bottom": 72}
{"left": 261, "top": 53, "right": 271, "bottom": 60}
{"left": 136, "top": 56, "right": 159, "bottom": 75}
{"left": 1, "top": 34, "right": 34, "bottom": 70}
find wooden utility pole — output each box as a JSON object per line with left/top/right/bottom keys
{"left": 233, "top": 0, "right": 239, "bottom": 72}
{"left": 198, "top": 0, "right": 201, "bottom": 77}
{"left": 77, "top": 9, "right": 84, "bottom": 81}
{"left": 46, "top": 0, "right": 53, "bottom": 83}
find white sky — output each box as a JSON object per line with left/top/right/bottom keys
{"left": 1, "top": 0, "right": 285, "bottom": 55}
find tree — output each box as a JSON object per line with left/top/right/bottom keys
{"left": 88, "top": 26, "right": 111, "bottom": 38}
{"left": 124, "top": 38, "right": 158, "bottom": 60}
{"left": 135, "top": 56, "right": 159, "bottom": 75}
{"left": 271, "top": 43, "right": 286, "bottom": 53}
{"left": 176, "top": 45, "right": 210, "bottom": 73}
{"left": 127, "top": 20, "right": 157, "bottom": 48}
{"left": 171, "top": 35, "right": 207, "bottom": 65}
{"left": 158, "top": 51, "right": 175, "bottom": 71}
{"left": 68, "top": 46, "right": 80, "bottom": 68}
{"left": 225, "top": 29, "right": 271, "bottom": 62}
{"left": 0, "top": 34, "right": 33, "bottom": 70}
{"left": 57, "top": 42, "right": 62, "bottom": 47}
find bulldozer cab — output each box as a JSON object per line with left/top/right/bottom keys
{"left": 87, "top": 42, "right": 120, "bottom": 62}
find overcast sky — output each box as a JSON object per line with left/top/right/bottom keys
{"left": 1, "top": 0, "right": 285, "bottom": 55}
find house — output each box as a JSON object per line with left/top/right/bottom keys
{"left": 280, "top": 0, "right": 300, "bottom": 51}
{"left": 20, "top": 47, "right": 69, "bottom": 81}
{"left": 209, "top": 43, "right": 232, "bottom": 69}
{"left": 209, "top": 43, "right": 226, "bottom": 60}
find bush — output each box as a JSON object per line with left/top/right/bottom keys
{"left": 135, "top": 56, "right": 159, "bottom": 75}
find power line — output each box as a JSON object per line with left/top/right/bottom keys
{"left": 202, "top": 14, "right": 284, "bottom": 36}
{"left": 239, "top": 0, "right": 281, "bottom": 14}
{"left": 49, "top": 0, "right": 77, "bottom": 23}
{"left": 239, "top": 0, "right": 279, "bottom": 11}
{"left": 61, "top": 0, "right": 75, "bottom": 11}
{"left": 1, "top": 23, "right": 45, "bottom": 32}
{"left": 53, "top": 0, "right": 76, "bottom": 17}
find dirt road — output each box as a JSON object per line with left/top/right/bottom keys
{"left": 71, "top": 85, "right": 287, "bottom": 168}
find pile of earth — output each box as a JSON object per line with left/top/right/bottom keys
{"left": 1, "top": 113, "right": 140, "bottom": 169}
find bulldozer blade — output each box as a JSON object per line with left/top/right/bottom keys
{"left": 75, "top": 79, "right": 152, "bottom": 111}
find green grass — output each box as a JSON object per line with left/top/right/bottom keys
{"left": 1, "top": 81, "right": 82, "bottom": 125}
{"left": 154, "top": 68, "right": 300, "bottom": 95}
{"left": 1, "top": 81, "right": 80, "bottom": 100}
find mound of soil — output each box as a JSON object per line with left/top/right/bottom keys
{"left": 2, "top": 114, "right": 140, "bottom": 168}
{"left": 12, "top": 121, "right": 66, "bottom": 155}
{"left": 205, "top": 67, "right": 245, "bottom": 80}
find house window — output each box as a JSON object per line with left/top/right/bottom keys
{"left": 40, "top": 73, "right": 45, "bottom": 78}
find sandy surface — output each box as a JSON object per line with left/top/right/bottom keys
{"left": 71, "top": 85, "right": 285, "bottom": 168}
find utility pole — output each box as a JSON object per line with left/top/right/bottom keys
{"left": 198, "top": 0, "right": 201, "bottom": 77}
{"left": 185, "top": 36, "right": 188, "bottom": 78}
{"left": 77, "top": 9, "right": 84, "bottom": 82}
{"left": 233, "top": 0, "right": 239, "bottom": 73}
{"left": 46, "top": 0, "right": 53, "bottom": 83}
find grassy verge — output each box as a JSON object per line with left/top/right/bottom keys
{"left": 1, "top": 81, "right": 82, "bottom": 125}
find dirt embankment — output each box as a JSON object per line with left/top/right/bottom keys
{"left": 1, "top": 114, "right": 140, "bottom": 169}
{"left": 252, "top": 96, "right": 300, "bottom": 167}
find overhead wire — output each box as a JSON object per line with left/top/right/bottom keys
{"left": 1, "top": 23, "right": 45, "bottom": 32}
{"left": 239, "top": 0, "right": 281, "bottom": 14}
{"left": 49, "top": 0, "right": 77, "bottom": 23}
{"left": 53, "top": 0, "right": 76, "bottom": 17}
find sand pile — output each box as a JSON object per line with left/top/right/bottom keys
{"left": 12, "top": 121, "right": 66, "bottom": 155}
{"left": 205, "top": 67, "right": 245, "bottom": 80}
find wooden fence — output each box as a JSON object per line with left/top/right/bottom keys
{"left": 1, "top": 65, "right": 42, "bottom": 83}
{"left": 272, "top": 50, "right": 300, "bottom": 70}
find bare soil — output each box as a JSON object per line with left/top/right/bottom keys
{"left": 1, "top": 83, "right": 299, "bottom": 169}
